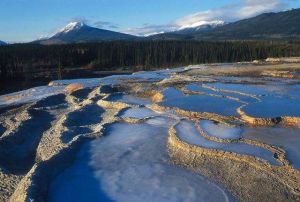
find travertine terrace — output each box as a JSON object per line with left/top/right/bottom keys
{"left": 0, "top": 59, "right": 300, "bottom": 201}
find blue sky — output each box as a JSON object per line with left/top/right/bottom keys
{"left": 0, "top": 0, "right": 300, "bottom": 42}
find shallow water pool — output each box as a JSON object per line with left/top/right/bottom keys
{"left": 48, "top": 118, "right": 234, "bottom": 202}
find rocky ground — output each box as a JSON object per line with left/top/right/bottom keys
{"left": 0, "top": 58, "right": 300, "bottom": 201}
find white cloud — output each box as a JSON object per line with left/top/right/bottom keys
{"left": 237, "top": 0, "right": 285, "bottom": 18}
{"left": 124, "top": 0, "right": 289, "bottom": 36}
{"left": 124, "top": 24, "right": 177, "bottom": 36}
{"left": 93, "top": 21, "right": 119, "bottom": 29}
{"left": 176, "top": 0, "right": 285, "bottom": 26}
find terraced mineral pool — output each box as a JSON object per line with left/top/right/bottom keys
{"left": 243, "top": 127, "right": 300, "bottom": 170}
{"left": 50, "top": 78, "right": 103, "bottom": 87}
{"left": 243, "top": 96, "right": 300, "bottom": 118}
{"left": 48, "top": 118, "right": 234, "bottom": 202}
{"left": 206, "top": 83, "right": 269, "bottom": 96}
{"left": 287, "top": 84, "right": 300, "bottom": 99}
{"left": 61, "top": 104, "right": 104, "bottom": 144}
{"left": 175, "top": 120, "right": 280, "bottom": 165}
{"left": 0, "top": 124, "right": 5, "bottom": 136}
{"left": 161, "top": 87, "right": 184, "bottom": 100}
{"left": 0, "top": 86, "right": 65, "bottom": 108}
{"left": 119, "top": 107, "right": 159, "bottom": 119}
{"left": 131, "top": 71, "right": 171, "bottom": 81}
{"left": 105, "top": 94, "right": 151, "bottom": 106}
{"left": 199, "top": 120, "right": 243, "bottom": 140}
{"left": 186, "top": 84, "right": 216, "bottom": 94}
{"left": 186, "top": 84, "right": 257, "bottom": 103}
{"left": 160, "top": 87, "right": 241, "bottom": 116}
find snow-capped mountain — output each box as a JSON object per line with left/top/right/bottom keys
{"left": 178, "top": 20, "right": 225, "bottom": 31}
{"left": 37, "top": 21, "right": 138, "bottom": 44}
{"left": 148, "top": 20, "right": 225, "bottom": 39}
{"left": 174, "top": 20, "right": 225, "bottom": 35}
{"left": 0, "top": 40, "right": 7, "bottom": 45}
{"left": 150, "top": 8, "right": 300, "bottom": 40}
{"left": 56, "top": 21, "right": 85, "bottom": 34}
{"left": 35, "top": 8, "right": 300, "bottom": 44}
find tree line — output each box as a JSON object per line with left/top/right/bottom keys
{"left": 1, "top": 40, "right": 300, "bottom": 80}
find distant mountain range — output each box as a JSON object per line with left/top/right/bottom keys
{"left": 148, "top": 21, "right": 225, "bottom": 40}
{"left": 33, "top": 8, "right": 300, "bottom": 44}
{"left": 37, "top": 22, "right": 138, "bottom": 45}
{"left": 173, "top": 20, "right": 225, "bottom": 35}
{"left": 161, "top": 8, "right": 300, "bottom": 40}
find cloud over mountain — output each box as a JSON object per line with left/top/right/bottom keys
{"left": 93, "top": 21, "right": 119, "bottom": 29}
{"left": 125, "top": 0, "right": 289, "bottom": 36}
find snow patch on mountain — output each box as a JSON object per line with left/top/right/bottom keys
{"left": 144, "top": 31, "right": 165, "bottom": 37}
{"left": 55, "top": 22, "right": 85, "bottom": 36}
{"left": 178, "top": 20, "right": 225, "bottom": 30}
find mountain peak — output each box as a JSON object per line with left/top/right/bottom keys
{"left": 38, "top": 21, "right": 137, "bottom": 44}
{"left": 57, "top": 21, "right": 86, "bottom": 34}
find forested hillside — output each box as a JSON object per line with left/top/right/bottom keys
{"left": 1, "top": 40, "right": 300, "bottom": 81}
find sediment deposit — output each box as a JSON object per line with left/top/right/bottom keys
{"left": 0, "top": 60, "right": 300, "bottom": 201}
